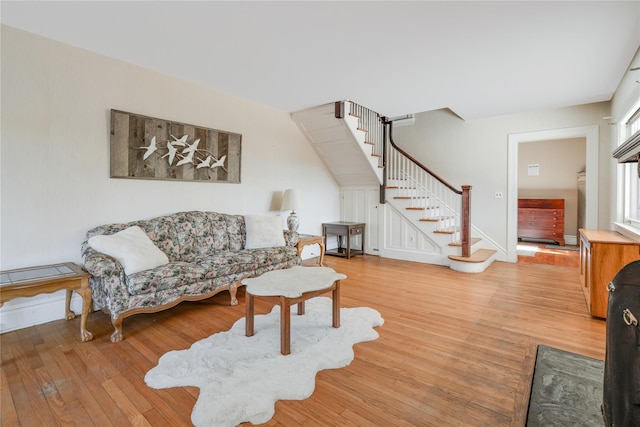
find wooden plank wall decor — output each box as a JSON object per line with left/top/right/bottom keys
{"left": 110, "top": 109, "right": 241, "bottom": 183}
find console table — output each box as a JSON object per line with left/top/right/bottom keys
{"left": 322, "top": 222, "right": 365, "bottom": 259}
{"left": 0, "top": 262, "right": 93, "bottom": 341}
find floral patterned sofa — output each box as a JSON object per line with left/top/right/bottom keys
{"left": 81, "top": 211, "right": 300, "bottom": 342}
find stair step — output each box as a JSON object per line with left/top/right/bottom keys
{"left": 406, "top": 207, "right": 426, "bottom": 211}
{"left": 434, "top": 226, "right": 459, "bottom": 234}
{"left": 394, "top": 196, "right": 428, "bottom": 200}
{"left": 357, "top": 127, "right": 368, "bottom": 133}
{"left": 364, "top": 141, "right": 374, "bottom": 146}
{"left": 448, "top": 249, "right": 496, "bottom": 263}
{"left": 371, "top": 153, "right": 381, "bottom": 158}
{"left": 419, "top": 216, "right": 453, "bottom": 222}
{"left": 387, "top": 186, "right": 416, "bottom": 190}
{"left": 449, "top": 237, "right": 481, "bottom": 247}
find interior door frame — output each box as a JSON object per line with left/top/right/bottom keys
{"left": 507, "top": 125, "right": 599, "bottom": 262}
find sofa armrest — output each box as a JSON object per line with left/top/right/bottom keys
{"left": 81, "top": 241, "right": 132, "bottom": 318}
{"left": 283, "top": 230, "right": 299, "bottom": 247}
{"left": 81, "top": 241, "right": 123, "bottom": 277}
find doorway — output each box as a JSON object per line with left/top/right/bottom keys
{"left": 515, "top": 137, "right": 586, "bottom": 266}
{"left": 507, "top": 126, "right": 599, "bottom": 263}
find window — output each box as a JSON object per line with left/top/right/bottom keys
{"left": 627, "top": 108, "right": 640, "bottom": 136}
{"left": 617, "top": 101, "right": 640, "bottom": 230}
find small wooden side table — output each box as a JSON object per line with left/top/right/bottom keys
{"left": 296, "top": 234, "right": 325, "bottom": 266}
{"left": 322, "top": 222, "right": 366, "bottom": 259}
{"left": 0, "top": 262, "right": 94, "bottom": 342}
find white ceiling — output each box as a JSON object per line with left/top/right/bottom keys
{"left": 2, "top": 1, "right": 639, "bottom": 119}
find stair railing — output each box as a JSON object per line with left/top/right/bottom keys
{"left": 335, "top": 101, "right": 384, "bottom": 168}
{"left": 383, "top": 118, "right": 472, "bottom": 257}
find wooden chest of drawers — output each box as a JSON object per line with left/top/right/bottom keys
{"left": 518, "top": 198, "right": 565, "bottom": 246}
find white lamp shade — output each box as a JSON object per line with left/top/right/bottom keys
{"left": 281, "top": 189, "right": 301, "bottom": 211}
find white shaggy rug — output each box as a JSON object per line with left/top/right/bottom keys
{"left": 145, "top": 297, "right": 384, "bottom": 427}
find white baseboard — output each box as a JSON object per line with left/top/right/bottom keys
{"left": 564, "top": 235, "right": 577, "bottom": 245}
{"left": 0, "top": 290, "right": 86, "bottom": 333}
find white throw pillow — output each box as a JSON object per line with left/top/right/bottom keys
{"left": 244, "top": 215, "right": 286, "bottom": 249}
{"left": 88, "top": 225, "right": 169, "bottom": 275}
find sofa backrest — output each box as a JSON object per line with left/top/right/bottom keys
{"left": 85, "top": 211, "right": 247, "bottom": 261}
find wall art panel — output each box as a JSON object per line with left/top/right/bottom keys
{"left": 110, "top": 110, "right": 241, "bottom": 183}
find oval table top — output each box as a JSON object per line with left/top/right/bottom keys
{"left": 241, "top": 266, "right": 346, "bottom": 298}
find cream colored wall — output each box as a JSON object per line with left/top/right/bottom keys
{"left": 518, "top": 138, "right": 586, "bottom": 239}
{"left": 0, "top": 25, "right": 340, "bottom": 332}
{"left": 393, "top": 102, "right": 612, "bottom": 252}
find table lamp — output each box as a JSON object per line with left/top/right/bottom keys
{"left": 281, "top": 189, "right": 301, "bottom": 232}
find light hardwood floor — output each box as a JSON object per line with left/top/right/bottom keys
{"left": 1, "top": 254, "right": 605, "bottom": 426}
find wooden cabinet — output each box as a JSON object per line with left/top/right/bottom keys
{"left": 579, "top": 229, "right": 640, "bottom": 318}
{"left": 518, "top": 198, "right": 565, "bottom": 246}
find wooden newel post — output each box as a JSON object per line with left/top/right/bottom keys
{"left": 461, "top": 185, "right": 472, "bottom": 257}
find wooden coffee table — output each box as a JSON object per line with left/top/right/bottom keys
{"left": 0, "top": 262, "right": 93, "bottom": 342}
{"left": 242, "top": 266, "right": 346, "bottom": 355}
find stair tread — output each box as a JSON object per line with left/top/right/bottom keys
{"left": 449, "top": 238, "right": 481, "bottom": 247}
{"left": 448, "top": 249, "right": 496, "bottom": 263}
{"left": 420, "top": 216, "right": 453, "bottom": 222}
{"left": 395, "top": 196, "right": 428, "bottom": 199}
{"left": 434, "top": 226, "right": 459, "bottom": 234}
{"left": 406, "top": 206, "right": 438, "bottom": 210}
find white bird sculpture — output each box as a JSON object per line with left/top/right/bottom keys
{"left": 169, "top": 134, "right": 188, "bottom": 146}
{"left": 182, "top": 138, "right": 201, "bottom": 155}
{"left": 176, "top": 150, "right": 195, "bottom": 166}
{"left": 196, "top": 155, "right": 212, "bottom": 169}
{"left": 161, "top": 141, "right": 178, "bottom": 165}
{"left": 136, "top": 136, "right": 158, "bottom": 160}
{"left": 210, "top": 155, "right": 226, "bottom": 169}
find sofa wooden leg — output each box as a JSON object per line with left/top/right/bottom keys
{"left": 229, "top": 283, "right": 239, "bottom": 306}
{"left": 110, "top": 316, "right": 124, "bottom": 342}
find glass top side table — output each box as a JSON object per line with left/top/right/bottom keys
{"left": 1, "top": 262, "right": 93, "bottom": 342}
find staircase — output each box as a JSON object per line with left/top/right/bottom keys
{"left": 292, "top": 101, "right": 498, "bottom": 273}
